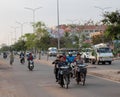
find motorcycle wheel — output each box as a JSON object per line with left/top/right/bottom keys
{"left": 80, "top": 73, "right": 86, "bottom": 86}
{"left": 76, "top": 72, "right": 80, "bottom": 85}
{"left": 63, "top": 75, "right": 69, "bottom": 89}
{"left": 59, "top": 75, "right": 64, "bottom": 88}
{"left": 28, "top": 63, "right": 34, "bottom": 71}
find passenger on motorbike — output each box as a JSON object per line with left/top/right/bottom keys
{"left": 62, "top": 52, "right": 66, "bottom": 61}
{"left": 52, "top": 55, "right": 60, "bottom": 82}
{"left": 66, "top": 52, "right": 76, "bottom": 76}
{"left": 66, "top": 52, "right": 75, "bottom": 64}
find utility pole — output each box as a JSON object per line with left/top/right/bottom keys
{"left": 57, "top": 0, "right": 60, "bottom": 49}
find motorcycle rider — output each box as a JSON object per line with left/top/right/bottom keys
{"left": 27, "top": 53, "right": 34, "bottom": 61}
{"left": 3, "top": 52, "right": 7, "bottom": 59}
{"left": 74, "top": 53, "right": 87, "bottom": 78}
{"left": 20, "top": 52, "right": 25, "bottom": 63}
{"left": 75, "top": 53, "right": 84, "bottom": 65}
{"left": 57, "top": 55, "right": 69, "bottom": 84}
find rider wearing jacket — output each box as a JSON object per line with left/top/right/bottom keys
{"left": 66, "top": 52, "right": 75, "bottom": 64}
{"left": 52, "top": 55, "right": 60, "bottom": 82}
{"left": 27, "top": 53, "right": 34, "bottom": 62}
{"left": 74, "top": 53, "right": 87, "bottom": 77}
{"left": 57, "top": 55, "right": 69, "bottom": 83}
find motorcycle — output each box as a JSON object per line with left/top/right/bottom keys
{"left": 28, "top": 60, "right": 34, "bottom": 71}
{"left": 3, "top": 54, "right": 7, "bottom": 59}
{"left": 75, "top": 64, "right": 87, "bottom": 85}
{"left": 68, "top": 62, "right": 75, "bottom": 78}
{"left": 58, "top": 65, "right": 70, "bottom": 89}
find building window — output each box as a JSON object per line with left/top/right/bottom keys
{"left": 95, "top": 30, "right": 98, "bottom": 32}
{"left": 85, "top": 30, "right": 88, "bottom": 32}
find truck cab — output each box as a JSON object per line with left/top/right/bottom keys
{"left": 90, "top": 43, "right": 114, "bottom": 65}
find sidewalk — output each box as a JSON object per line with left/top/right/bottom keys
{"left": 37, "top": 57, "right": 120, "bottom": 83}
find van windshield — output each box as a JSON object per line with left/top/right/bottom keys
{"left": 51, "top": 49, "right": 57, "bottom": 51}
{"left": 97, "top": 48, "right": 112, "bottom": 53}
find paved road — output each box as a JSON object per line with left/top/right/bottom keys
{"left": 0, "top": 55, "right": 120, "bottom": 97}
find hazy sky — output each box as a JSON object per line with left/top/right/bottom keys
{"left": 0, "top": 0, "right": 120, "bottom": 45}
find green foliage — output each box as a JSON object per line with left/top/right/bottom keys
{"left": 81, "top": 43, "right": 91, "bottom": 48}
{"left": 0, "top": 46, "right": 10, "bottom": 51}
{"left": 12, "top": 40, "right": 27, "bottom": 51}
{"left": 102, "top": 10, "right": 120, "bottom": 40}
{"left": 102, "top": 10, "right": 120, "bottom": 25}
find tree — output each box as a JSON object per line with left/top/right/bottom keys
{"left": 12, "top": 40, "right": 27, "bottom": 51}
{"left": 34, "top": 21, "right": 49, "bottom": 50}
{"left": 23, "top": 33, "right": 36, "bottom": 50}
{"left": 102, "top": 10, "right": 120, "bottom": 40}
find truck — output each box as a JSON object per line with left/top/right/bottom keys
{"left": 89, "top": 43, "right": 114, "bottom": 65}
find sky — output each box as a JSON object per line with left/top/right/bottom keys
{"left": 0, "top": 0, "right": 120, "bottom": 46}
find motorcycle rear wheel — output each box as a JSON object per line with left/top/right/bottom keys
{"left": 80, "top": 73, "right": 86, "bottom": 86}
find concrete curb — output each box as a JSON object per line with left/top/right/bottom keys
{"left": 88, "top": 71, "right": 120, "bottom": 82}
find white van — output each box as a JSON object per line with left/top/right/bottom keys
{"left": 48, "top": 47, "right": 57, "bottom": 57}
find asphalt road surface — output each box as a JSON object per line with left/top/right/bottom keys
{"left": 0, "top": 55, "right": 120, "bottom": 97}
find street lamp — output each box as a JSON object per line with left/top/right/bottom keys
{"left": 24, "top": 7, "right": 42, "bottom": 33}
{"left": 11, "top": 26, "right": 19, "bottom": 43}
{"left": 67, "top": 19, "right": 78, "bottom": 24}
{"left": 57, "top": 0, "right": 60, "bottom": 49}
{"left": 16, "top": 21, "right": 27, "bottom": 37}
{"left": 94, "top": 6, "right": 111, "bottom": 14}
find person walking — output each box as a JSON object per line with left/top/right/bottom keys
{"left": 10, "top": 51, "right": 14, "bottom": 65}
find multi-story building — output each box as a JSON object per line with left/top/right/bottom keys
{"left": 50, "top": 24, "right": 107, "bottom": 44}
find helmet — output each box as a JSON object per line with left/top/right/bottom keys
{"left": 68, "top": 52, "right": 72, "bottom": 56}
